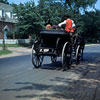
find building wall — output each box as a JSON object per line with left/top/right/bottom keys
{"left": 0, "top": 3, "right": 17, "bottom": 39}
{"left": 0, "top": 10, "right": 14, "bottom": 19}
{"left": 0, "top": 31, "right": 3, "bottom": 39}
{"left": 6, "top": 12, "right": 11, "bottom": 18}
{"left": 0, "top": 21, "right": 15, "bottom": 39}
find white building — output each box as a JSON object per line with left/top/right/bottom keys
{"left": 0, "top": 2, "right": 17, "bottom": 39}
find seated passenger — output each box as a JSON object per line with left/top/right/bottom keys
{"left": 52, "top": 25, "right": 57, "bottom": 29}
{"left": 46, "top": 24, "right": 52, "bottom": 29}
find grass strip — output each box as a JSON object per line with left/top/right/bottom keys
{"left": 0, "top": 44, "right": 32, "bottom": 47}
{"left": 0, "top": 49, "right": 12, "bottom": 56}
{"left": 0, "top": 44, "right": 21, "bottom": 47}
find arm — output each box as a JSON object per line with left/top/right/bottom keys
{"left": 58, "top": 20, "right": 66, "bottom": 27}
{"left": 72, "top": 20, "right": 76, "bottom": 28}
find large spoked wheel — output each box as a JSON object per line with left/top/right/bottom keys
{"left": 62, "top": 42, "right": 72, "bottom": 70}
{"left": 76, "top": 45, "right": 82, "bottom": 64}
{"left": 56, "top": 38, "right": 62, "bottom": 55}
{"left": 32, "top": 44, "right": 44, "bottom": 68}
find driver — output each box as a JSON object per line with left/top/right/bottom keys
{"left": 58, "top": 15, "right": 76, "bottom": 36}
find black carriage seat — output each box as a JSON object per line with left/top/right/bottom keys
{"left": 40, "top": 29, "right": 66, "bottom": 35}
{"left": 40, "top": 29, "right": 69, "bottom": 48}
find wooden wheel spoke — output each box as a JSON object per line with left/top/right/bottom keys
{"left": 32, "top": 44, "right": 44, "bottom": 68}
{"left": 40, "top": 56, "right": 43, "bottom": 63}
{"left": 51, "top": 56, "right": 57, "bottom": 63}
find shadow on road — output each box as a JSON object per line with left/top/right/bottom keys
{"left": 2, "top": 51, "right": 100, "bottom": 100}
{"left": 41, "top": 61, "right": 62, "bottom": 70}
{"left": 3, "top": 64, "right": 100, "bottom": 100}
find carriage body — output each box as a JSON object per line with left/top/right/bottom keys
{"left": 40, "top": 29, "right": 69, "bottom": 49}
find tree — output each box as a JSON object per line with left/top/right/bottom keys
{"left": 13, "top": 0, "right": 99, "bottom": 42}
{"left": 37, "top": 0, "right": 64, "bottom": 25}
{"left": 65, "top": 0, "right": 97, "bottom": 14}
{"left": 64, "top": 0, "right": 99, "bottom": 43}
{"left": 13, "top": 1, "right": 45, "bottom": 38}
{"left": 0, "top": 0, "right": 9, "bottom": 4}
{"left": 82, "top": 10, "right": 100, "bottom": 42}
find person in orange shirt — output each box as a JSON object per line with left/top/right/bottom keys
{"left": 58, "top": 15, "right": 76, "bottom": 36}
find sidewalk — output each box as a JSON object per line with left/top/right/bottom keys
{"left": 0, "top": 47, "right": 32, "bottom": 58}
{"left": 0, "top": 44, "right": 99, "bottom": 59}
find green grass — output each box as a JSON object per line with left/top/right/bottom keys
{"left": 85, "top": 43, "right": 99, "bottom": 46}
{"left": 0, "top": 44, "right": 32, "bottom": 47}
{"left": 0, "top": 49, "right": 12, "bottom": 56}
{"left": 0, "top": 44, "right": 21, "bottom": 47}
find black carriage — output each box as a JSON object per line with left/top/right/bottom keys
{"left": 31, "top": 29, "right": 84, "bottom": 70}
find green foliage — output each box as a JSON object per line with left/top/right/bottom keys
{"left": 65, "top": 0, "right": 97, "bottom": 14}
{"left": 0, "top": 0, "right": 9, "bottom": 4}
{"left": 0, "top": 44, "right": 21, "bottom": 47}
{"left": 37, "top": 0, "right": 63, "bottom": 25}
{"left": 13, "top": 1, "right": 45, "bottom": 38}
{"left": 12, "top": 0, "right": 100, "bottom": 43}
{"left": 82, "top": 10, "right": 100, "bottom": 42}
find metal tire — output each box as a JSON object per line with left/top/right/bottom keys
{"left": 31, "top": 45, "right": 44, "bottom": 68}
{"left": 62, "top": 42, "right": 71, "bottom": 70}
{"left": 76, "top": 45, "right": 82, "bottom": 64}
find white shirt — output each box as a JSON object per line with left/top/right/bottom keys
{"left": 58, "top": 19, "right": 76, "bottom": 28}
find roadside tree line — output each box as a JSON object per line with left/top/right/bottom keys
{"left": 1, "top": 0, "right": 100, "bottom": 43}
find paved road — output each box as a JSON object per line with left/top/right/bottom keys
{"left": 0, "top": 44, "right": 100, "bottom": 100}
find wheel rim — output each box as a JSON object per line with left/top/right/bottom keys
{"left": 76, "top": 45, "right": 82, "bottom": 63}
{"left": 32, "top": 54, "right": 43, "bottom": 67}
{"left": 32, "top": 45, "right": 44, "bottom": 68}
{"left": 62, "top": 42, "right": 71, "bottom": 69}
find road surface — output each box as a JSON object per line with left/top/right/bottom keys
{"left": 0, "top": 44, "right": 100, "bottom": 100}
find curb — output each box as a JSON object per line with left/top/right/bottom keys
{"left": 0, "top": 44, "right": 100, "bottom": 58}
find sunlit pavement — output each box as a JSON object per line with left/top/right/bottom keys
{"left": 0, "top": 44, "right": 100, "bottom": 100}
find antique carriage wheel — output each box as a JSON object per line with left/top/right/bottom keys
{"left": 32, "top": 43, "right": 44, "bottom": 68}
{"left": 56, "top": 38, "right": 63, "bottom": 55}
{"left": 76, "top": 45, "right": 82, "bottom": 64}
{"left": 62, "top": 42, "right": 72, "bottom": 70}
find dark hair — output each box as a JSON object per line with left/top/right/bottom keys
{"left": 64, "top": 15, "right": 70, "bottom": 20}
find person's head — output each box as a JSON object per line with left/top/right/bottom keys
{"left": 64, "top": 15, "right": 70, "bottom": 20}
{"left": 46, "top": 24, "right": 52, "bottom": 29}
{"left": 52, "top": 25, "right": 57, "bottom": 29}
